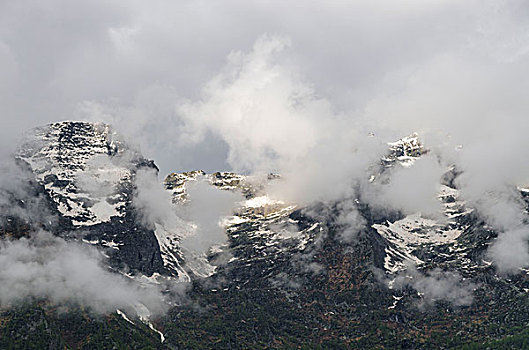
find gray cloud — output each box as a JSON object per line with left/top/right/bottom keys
{"left": 0, "top": 0, "right": 501, "bottom": 173}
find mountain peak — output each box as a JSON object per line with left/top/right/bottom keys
{"left": 384, "top": 132, "right": 426, "bottom": 167}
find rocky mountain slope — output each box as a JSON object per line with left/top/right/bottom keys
{"left": 2, "top": 121, "right": 529, "bottom": 348}
{"left": 14, "top": 122, "right": 174, "bottom": 277}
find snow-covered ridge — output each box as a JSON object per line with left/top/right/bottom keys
{"left": 164, "top": 171, "right": 260, "bottom": 202}
{"left": 383, "top": 132, "right": 426, "bottom": 168}
{"left": 17, "top": 121, "right": 137, "bottom": 226}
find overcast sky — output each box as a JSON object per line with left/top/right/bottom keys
{"left": 0, "top": 0, "right": 527, "bottom": 182}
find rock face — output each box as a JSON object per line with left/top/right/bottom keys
{"left": 16, "top": 121, "right": 166, "bottom": 276}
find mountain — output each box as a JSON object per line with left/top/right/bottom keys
{"left": 15, "top": 121, "right": 179, "bottom": 277}
{"left": 2, "top": 121, "right": 529, "bottom": 349}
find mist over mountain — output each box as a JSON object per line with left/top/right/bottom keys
{"left": 0, "top": 120, "right": 528, "bottom": 348}
{"left": 2, "top": 1, "right": 529, "bottom": 348}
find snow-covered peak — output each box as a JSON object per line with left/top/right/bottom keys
{"left": 384, "top": 132, "right": 426, "bottom": 167}
{"left": 17, "top": 121, "right": 143, "bottom": 226}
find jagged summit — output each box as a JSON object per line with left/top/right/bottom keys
{"left": 164, "top": 170, "right": 263, "bottom": 202}
{"left": 383, "top": 132, "right": 426, "bottom": 167}
{"left": 13, "top": 121, "right": 168, "bottom": 276}
{"left": 20, "top": 122, "right": 115, "bottom": 224}
{"left": 17, "top": 121, "right": 154, "bottom": 226}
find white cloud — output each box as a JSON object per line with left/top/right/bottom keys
{"left": 179, "top": 179, "right": 242, "bottom": 255}
{"left": 365, "top": 155, "right": 444, "bottom": 217}
{"left": 393, "top": 267, "right": 477, "bottom": 307}
{"left": 0, "top": 231, "right": 166, "bottom": 314}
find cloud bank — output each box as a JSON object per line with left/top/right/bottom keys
{"left": 0, "top": 231, "right": 166, "bottom": 315}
